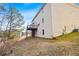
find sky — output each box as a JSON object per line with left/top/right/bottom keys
{"left": 2, "top": 3, "right": 79, "bottom": 32}
{"left": 3, "top": 3, "right": 43, "bottom": 31}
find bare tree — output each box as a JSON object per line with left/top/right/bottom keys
{"left": 0, "top": 4, "right": 24, "bottom": 55}
{"left": 0, "top": 4, "right": 6, "bottom": 37}
{"left": 4, "top": 7, "right": 24, "bottom": 39}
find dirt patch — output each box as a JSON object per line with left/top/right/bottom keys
{"left": 1, "top": 37, "right": 79, "bottom": 56}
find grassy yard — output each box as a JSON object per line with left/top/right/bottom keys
{"left": 56, "top": 32, "right": 79, "bottom": 40}
{"left": 48, "top": 32, "right": 79, "bottom": 42}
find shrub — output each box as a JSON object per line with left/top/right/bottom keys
{"left": 72, "top": 29, "right": 79, "bottom": 32}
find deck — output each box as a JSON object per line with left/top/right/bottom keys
{"left": 27, "top": 24, "right": 38, "bottom": 30}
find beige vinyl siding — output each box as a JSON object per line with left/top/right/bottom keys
{"left": 52, "top": 3, "right": 79, "bottom": 37}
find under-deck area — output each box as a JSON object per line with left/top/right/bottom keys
{"left": 27, "top": 24, "right": 38, "bottom": 37}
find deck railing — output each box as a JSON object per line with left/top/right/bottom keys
{"left": 27, "top": 24, "right": 38, "bottom": 30}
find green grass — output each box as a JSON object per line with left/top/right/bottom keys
{"left": 49, "top": 32, "right": 79, "bottom": 42}
{"left": 25, "top": 32, "right": 79, "bottom": 43}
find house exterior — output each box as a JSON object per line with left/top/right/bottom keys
{"left": 27, "top": 3, "right": 79, "bottom": 38}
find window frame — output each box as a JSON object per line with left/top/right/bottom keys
{"left": 42, "top": 29, "right": 44, "bottom": 35}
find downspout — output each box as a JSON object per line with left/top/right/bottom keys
{"left": 50, "top": 3, "right": 53, "bottom": 38}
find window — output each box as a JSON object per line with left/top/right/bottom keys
{"left": 42, "top": 29, "right": 44, "bottom": 35}
{"left": 38, "top": 23, "right": 40, "bottom": 26}
{"left": 63, "top": 4, "right": 70, "bottom": 11}
{"left": 42, "top": 9, "right": 44, "bottom": 13}
{"left": 42, "top": 18, "right": 44, "bottom": 23}
{"left": 32, "top": 23, "right": 34, "bottom": 24}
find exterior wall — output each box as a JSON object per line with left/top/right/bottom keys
{"left": 32, "top": 3, "right": 79, "bottom": 38}
{"left": 32, "top": 4, "right": 53, "bottom": 38}
{"left": 51, "top": 3, "right": 79, "bottom": 37}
